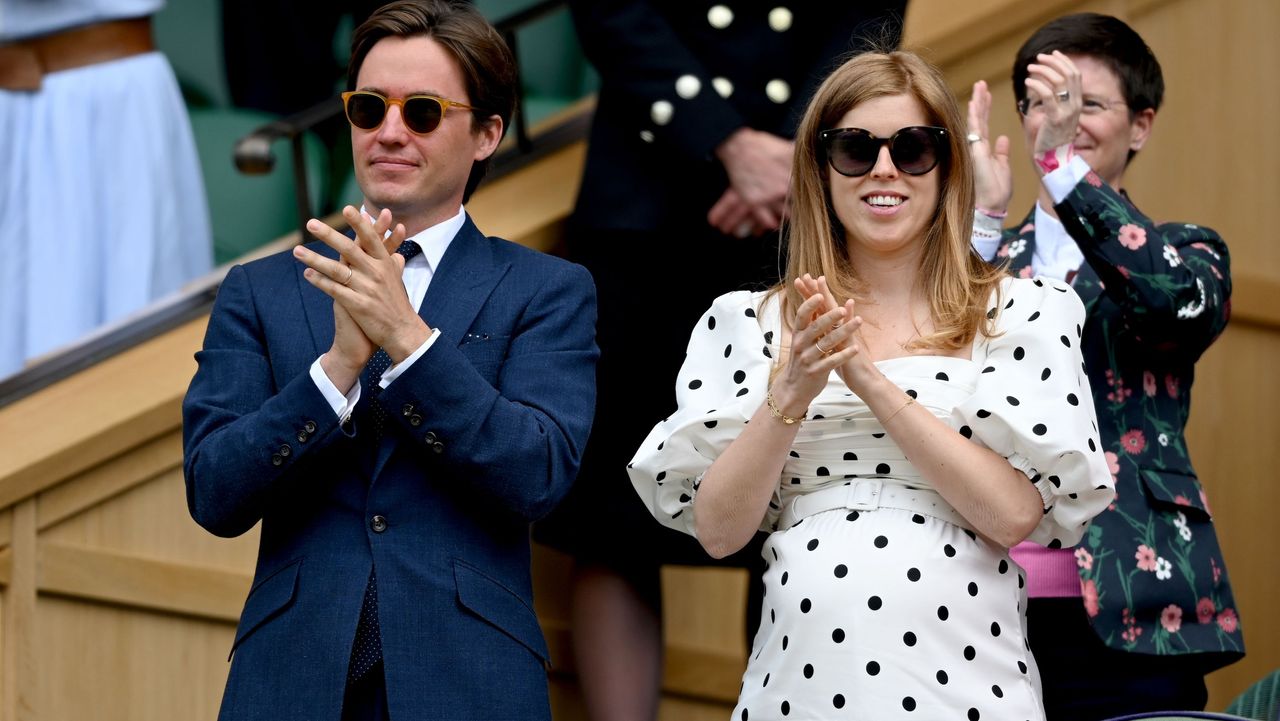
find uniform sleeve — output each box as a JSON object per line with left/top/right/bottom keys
{"left": 952, "top": 278, "right": 1116, "bottom": 548}
{"left": 569, "top": 0, "right": 746, "bottom": 161}
{"left": 628, "top": 291, "right": 774, "bottom": 536}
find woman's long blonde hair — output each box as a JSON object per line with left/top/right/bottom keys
{"left": 777, "top": 50, "right": 1004, "bottom": 351}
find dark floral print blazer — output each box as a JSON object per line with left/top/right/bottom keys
{"left": 995, "top": 169, "right": 1244, "bottom": 669}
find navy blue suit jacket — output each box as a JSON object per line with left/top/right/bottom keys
{"left": 182, "top": 216, "right": 598, "bottom": 721}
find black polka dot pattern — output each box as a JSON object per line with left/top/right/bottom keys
{"left": 630, "top": 289, "right": 1102, "bottom": 720}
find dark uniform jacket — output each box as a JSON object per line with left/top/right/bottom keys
{"left": 570, "top": 0, "right": 907, "bottom": 230}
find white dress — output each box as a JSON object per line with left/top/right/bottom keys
{"left": 0, "top": 0, "right": 212, "bottom": 377}
{"left": 629, "top": 277, "right": 1115, "bottom": 720}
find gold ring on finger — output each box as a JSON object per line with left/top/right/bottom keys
{"left": 816, "top": 341, "right": 833, "bottom": 356}
{"left": 342, "top": 266, "right": 353, "bottom": 285}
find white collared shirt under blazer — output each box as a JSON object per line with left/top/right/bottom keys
{"left": 629, "top": 276, "right": 1114, "bottom": 720}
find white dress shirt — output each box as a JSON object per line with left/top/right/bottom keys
{"left": 972, "top": 155, "right": 1093, "bottom": 283}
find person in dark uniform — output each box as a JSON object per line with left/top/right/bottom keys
{"left": 533, "top": 3, "right": 906, "bottom": 719}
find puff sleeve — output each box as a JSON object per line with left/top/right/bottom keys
{"left": 628, "top": 291, "right": 775, "bottom": 536}
{"left": 952, "top": 277, "right": 1115, "bottom": 548}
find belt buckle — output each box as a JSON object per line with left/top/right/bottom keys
{"left": 846, "top": 479, "right": 883, "bottom": 511}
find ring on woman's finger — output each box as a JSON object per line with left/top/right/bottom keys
{"left": 341, "top": 266, "right": 354, "bottom": 285}
{"left": 1056, "top": 90, "right": 1070, "bottom": 102}
{"left": 966, "top": 132, "right": 982, "bottom": 144}
{"left": 816, "top": 341, "right": 833, "bottom": 356}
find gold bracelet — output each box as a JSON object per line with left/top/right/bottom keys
{"left": 882, "top": 396, "right": 916, "bottom": 424}
{"left": 766, "top": 391, "right": 807, "bottom": 425}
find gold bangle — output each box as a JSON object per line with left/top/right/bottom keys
{"left": 766, "top": 391, "right": 807, "bottom": 425}
{"left": 882, "top": 396, "right": 916, "bottom": 424}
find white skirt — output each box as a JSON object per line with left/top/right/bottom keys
{"left": 0, "top": 51, "right": 211, "bottom": 375}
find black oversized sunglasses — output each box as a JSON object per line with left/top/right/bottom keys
{"left": 818, "top": 126, "right": 949, "bottom": 177}
{"left": 341, "top": 90, "right": 480, "bottom": 135}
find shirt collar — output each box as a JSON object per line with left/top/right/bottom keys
{"left": 406, "top": 205, "right": 465, "bottom": 274}
{"left": 360, "top": 205, "right": 465, "bottom": 274}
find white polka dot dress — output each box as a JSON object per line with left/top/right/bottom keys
{"left": 629, "top": 278, "right": 1114, "bottom": 720}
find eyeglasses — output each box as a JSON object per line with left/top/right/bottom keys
{"left": 1017, "top": 96, "right": 1128, "bottom": 117}
{"left": 341, "top": 90, "right": 480, "bottom": 135}
{"left": 818, "top": 126, "right": 949, "bottom": 177}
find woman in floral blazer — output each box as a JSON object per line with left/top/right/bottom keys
{"left": 966, "top": 13, "right": 1243, "bottom": 720}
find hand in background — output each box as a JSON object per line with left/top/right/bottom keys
{"left": 1024, "top": 51, "right": 1083, "bottom": 157}
{"left": 967, "top": 80, "right": 1013, "bottom": 215}
{"left": 710, "top": 128, "right": 793, "bottom": 235}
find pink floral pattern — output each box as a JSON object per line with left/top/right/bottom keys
{"left": 990, "top": 173, "right": 1241, "bottom": 664}
{"left": 1120, "top": 429, "right": 1146, "bottom": 455}
{"left": 1135, "top": 544, "right": 1157, "bottom": 572}
{"left": 1082, "top": 579, "right": 1100, "bottom": 617}
{"left": 1217, "top": 608, "right": 1239, "bottom": 634}
{"left": 1118, "top": 223, "right": 1147, "bottom": 249}
{"left": 1075, "top": 548, "right": 1094, "bottom": 570}
{"left": 1105, "top": 451, "right": 1120, "bottom": 483}
{"left": 1197, "top": 597, "right": 1216, "bottom": 624}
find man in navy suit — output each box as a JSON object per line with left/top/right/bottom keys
{"left": 181, "top": 2, "right": 598, "bottom": 719}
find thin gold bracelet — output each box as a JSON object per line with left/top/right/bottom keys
{"left": 882, "top": 396, "right": 916, "bottom": 424}
{"left": 766, "top": 391, "right": 807, "bottom": 425}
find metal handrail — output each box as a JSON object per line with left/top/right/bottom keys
{"left": 230, "top": 0, "right": 570, "bottom": 241}
{"left": 0, "top": 0, "right": 587, "bottom": 408}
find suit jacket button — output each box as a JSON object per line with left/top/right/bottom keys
{"left": 304, "top": 420, "right": 317, "bottom": 434}
{"left": 370, "top": 515, "right": 388, "bottom": 533}
{"left": 432, "top": 441, "right": 445, "bottom": 455}
{"left": 409, "top": 414, "right": 423, "bottom": 427}
{"left": 424, "top": 431, "right": 438, "bottom": 444}
{"left": 271, "top": 454, "right": 283, "bottom": 466}
{"left": 402, "top": 404, "right": 415, "bottom": 417}
{"left": 279, "top": 444, "right": 292, "bottom": 457}
{"left": 297, "top": 431, "right": 308, "bottom": 443}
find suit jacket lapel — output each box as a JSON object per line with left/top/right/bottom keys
{"left": 298, "top": 242, "right": 340, "bottom": 362}
{"left": 417, "top": 215, "right": 511, "bottom": 346}
{"left": 371, "top": 215, "right": 511, "bottom": 476}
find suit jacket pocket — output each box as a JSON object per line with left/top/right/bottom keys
{"left": 458, "top": 334, "right": 510, "bottom": 375}
{"left": 452, "top": 558, "right": 549, "bottom": 663}
{"left": 229, "top": 557, "right": 302, "bottom": 659}
{"left": 1139, "top": 467, "right": 1211, "bottom": 521}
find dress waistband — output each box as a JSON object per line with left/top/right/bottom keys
{"left": 0, "top": 18, "right": 155, "bottom": 91}
{"left": 778, "top": 479, "right": 975, "bottom": 532}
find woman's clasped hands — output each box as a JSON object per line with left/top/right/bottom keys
{"left": 773, "top": 273, "right": 881, "bottom": 416}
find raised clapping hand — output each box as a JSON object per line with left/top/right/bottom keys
{"left": 1024, "top": 50, "right": 1083, "bottom": 158}
{"left": 967, "top": 80, "right": 1014, "bottom": 216}
{"left": 293, "top": 206, "right": 427, "bottom": 392}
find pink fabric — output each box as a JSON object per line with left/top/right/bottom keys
{"left": 1009, "top": 542, "right": 1082, "bottom": 598}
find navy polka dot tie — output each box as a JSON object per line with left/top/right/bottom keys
{"left": 347, "top": 239, "right": 421, "bottom": 683}
{"left": 348, "top": 567, "right": 383, "bottom": 682}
